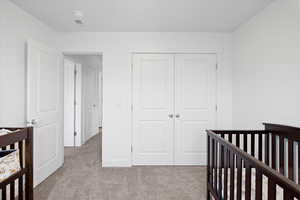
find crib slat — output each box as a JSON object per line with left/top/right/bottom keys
{"left": 265, "top": 133, "right": 270, "bottom": 166}
{"left": 288, "top": 139, "right": 294, "bottom": 181}
{"left": 255, "top": 170, "right": 262, "bottom": 200}
{"left": 228, "top": 134, "right": 232, "bottom": 143}
{"left": 19, "top": 176, "right": 23, "bottom": 200}
{"left": 218, "top": 143, "right": 223, "bottom": 196}
{"left": 230, "top": 152, "right": 235, "bottom": 200}
{"left": 251, "top": 134, "right": 255, "bottom": 157}
{"left": 211, "top": 139, "right": 215, "bottom": 189}
{"left": 284, "top": 190, "right": 293, "bottom": 200}
{"left": 258, "top": 134, "right": 262, "bottom": 161}
{"left": 2, "top": 185, "right": 7, "bottom": 200}
{"left": 2, "top": 146, "right": 7, "bottom": 199}
{"left": 268, "top": 179, "right": 276, "bottom": 200}
{"left": 236, "top": 134, "right": 240, "bottom": 148}
{"left": 236, "top": 156, "right": 242, "bottom": 200}
{"left": 18, "top": 141, "right": 24, "bottom": 200}
{"left": 207, "top": 135, "right": 211, "bottom": 200}
{"left": 224, "top": 148, "right": 228, "bottom": 200}
{"left": 10, "top": 143, "right": 16, "bottom": 200}
{"left": 298, "top": 143, "right": 300, "bottom": 185}
{"left": 279, "top": 136, "right": 285, "bottom": 175}
{"left": 244, "top": 134, "right": 248, "bottom": 153}
{"left": 245, "top": 163, "right": 251, "bottom": 200}
{"left": 214, "top": 141, "right": 218, "bottom": 191}
{"left": 271, "top": 134, "right": 276, "bottom": 170}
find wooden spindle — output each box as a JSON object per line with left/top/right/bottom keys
{"left": 255, "top": 169, "right": 262, "bottom": 200}
{"left": 271, "top": 134, "right": 276, "bottom": 170}
{"left": 268, "top": 179, "right": 276, "bottom": 200}
{"left": 265, "top": 133, "right": 270, "bottom": 166}
{"left": 279, "top": 136, "right": 285, "bottom": 175}
{"left": 236, "top": 156, "right": 242, "bottom": 200}
{"left": 218, "top": 143, "right": 223, "bottom": 196}
{"left": 236, "top": 134, "right": 240, "bottom": 148}
{"left": 243, "top": 134, "right": 248, "bottom": 153}
{"left": 230, "top": 152, "right": 235, "bottom": 200}
{"left": 10, "top": 144, "right": 15, "bottom": 200}
{"left": 251, "top": 134, "right": 255, "bottom": 157}
{"left": 224, "top": 148, "right": 228, "bottom": 200}
{"left": 288, "top": 140, "right": 294, "bottom": 181}
{"left": 258, "top": 134, "right": 263, "bottom": 161}
{"left": 245, "top": 163, "right": 251, "bottom": 200}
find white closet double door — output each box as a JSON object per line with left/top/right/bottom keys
{"left": 132, "top": 53, "right": 217, "bottom": 165}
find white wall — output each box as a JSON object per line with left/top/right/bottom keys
{"left": 56, "top": 32, "right": 233, "bottom": 166}
{"left": 232, "top": 0, "right": 300, "bottom": 129}
{"left": 0, "top": 0, "right": 58, "bottom": 126}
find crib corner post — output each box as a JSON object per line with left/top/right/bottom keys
{"left": 207, "top": 132, "right": 211, "bottom": 200}
{"left": 25, "top": 127, "right": 34, "bottom": 200}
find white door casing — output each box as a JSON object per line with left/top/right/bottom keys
{"left": 75, "top": 63, "right": 82, "bottom": 146}
{"left": 63, "top": 60, "right": 82, "bottom": 147}
{"left": 174, "top": 54, "right": 217, "bottom": 165}
{"left": 27, "top": 40, "right": 64, "bottom": 186}
{"left": 64, "top": 59, "right": 75, "bottom": 147}
{"left": 132, "top": 54, "right": 175, "bottom": 165}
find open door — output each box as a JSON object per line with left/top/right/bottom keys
{"left": 26, "top": 40, "right": 64, "bottom": 186}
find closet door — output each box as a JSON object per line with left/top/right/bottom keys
{"left": 132, "top": 54, "right": 175, "bottom": 165}
{"left": 174, "top": 54, "right": 217, "bottom": 165}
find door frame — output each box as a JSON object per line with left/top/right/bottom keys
{"left": 130, "top": 50, "right": 220, "bottom": 166}
{"left": 63, "top": 51, "right": 103, "bottom": 158}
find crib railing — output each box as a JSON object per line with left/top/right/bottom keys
{"left": 0, "top": 127, "right": 33, "bottom": 200}
{"left": 207, "top": 123, "right": 300, "bottom": 200}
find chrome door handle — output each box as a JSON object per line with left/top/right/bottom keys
{"left": 27, "top": 119, "right": 38, "bottom": 126}
{"left": 168, "top": 114, "right": 174, "bottom": 118}
{"left": 175, "top": 114, "right": 180, "bottom": 118}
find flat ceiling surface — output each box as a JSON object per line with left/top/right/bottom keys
{"left": 10, "top": 0, "right": 274, "bottom": 32}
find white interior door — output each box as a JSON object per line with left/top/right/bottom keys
{"left": 174, "top": 54, "right": 217, "bottom": 165}
{"left": 84, "top": 66, "right": 99, "bottom": 142}
{"left": 27, "top": 40, "right": 64, "bottom": 186}
{"left": 132, "top": 54, "right": 175, "bottom": 165}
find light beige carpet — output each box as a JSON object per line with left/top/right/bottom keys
{"left": 34, "top": 133, "right": 207, "bottom": 200}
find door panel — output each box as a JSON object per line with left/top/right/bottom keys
{"left": 84, "top": 66, "right": 99, "bottom": 142}
{"left": 132, "top": 54, "right": 174, "bottom": 165}
{"left": 174, "top": 54, "right": 216, "bottom": 165}
{"left": 27, "top": 40, "right": 63, "bottom": 186}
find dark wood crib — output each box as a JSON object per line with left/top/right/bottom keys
{"left": 207, "top": 123, "right": 300, "bottom": 200}
{"left": 0, "top": 127, "right": 33, "bottom": 200}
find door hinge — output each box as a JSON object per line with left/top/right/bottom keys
{"left": 215, "top": 105, "right": 218, "bottom": 111}
{"left": 74, "top": 69, "right": 77, "bottom": 75}
{"left": 131, "top": 104, "right": 133, "bottom": 111}
{"left": 131, "top": 145, "right": 133, "bottom": 153}
{"left": 216, "top": 63, "right": 218, "bottom": 70}
{"left": 74, "top": 131, "right": 77, "bottom": 136}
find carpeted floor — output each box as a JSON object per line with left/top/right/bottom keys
{"left": 34, "top": 133, "right": 207, "bottom": 200}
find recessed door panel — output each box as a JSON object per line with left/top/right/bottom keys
{"left": 132, "top": 54, "right": 174, "bottom": 165}
{"left": 174, "top": 54, "right": 216, "bottom": 165}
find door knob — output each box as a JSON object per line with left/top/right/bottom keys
{"left": 27, "top": 119, "right": 38, "bottom": 126}
{"left": 168, "top": 114, "right": 174, "bottom": 118}
{"left": 175, "top": 114, "right": 180, "bottom": 118}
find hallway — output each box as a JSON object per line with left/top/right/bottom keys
{"left": 34, "top": 133, "right": 206, "bottom": 200}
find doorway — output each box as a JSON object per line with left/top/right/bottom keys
{"left": 132, "top": 53, "right": 217, "bottom": 165}
{"left": 63, "top": 53, "right": 103, "bottom": 162}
